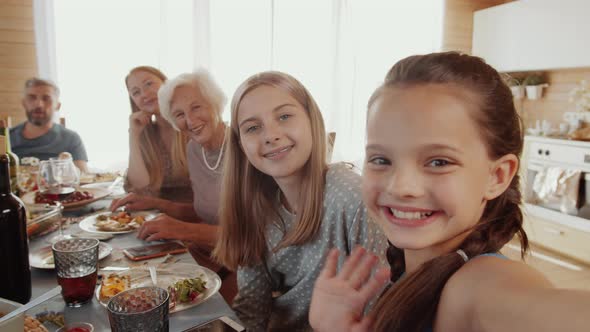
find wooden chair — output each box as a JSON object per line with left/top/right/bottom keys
{"left": 0, "top": 116, "right": 12, "bottom": 128}
{"left": 327, "top": 131, "right": 336, "bottom": 163}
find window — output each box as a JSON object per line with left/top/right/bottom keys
{"left": 44, "top": 0, "right": 442, "bottom": 170}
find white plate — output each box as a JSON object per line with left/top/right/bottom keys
{"left": 30, "top": 242, "right": 112, "bottom": 269}
{"left": 79, "top": 211, "right": 157, "bottom": 234}
{"left": 95, "top": 265, "right": 222, "bottom": 314}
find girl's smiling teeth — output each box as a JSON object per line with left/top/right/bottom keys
{"left": 385, "top": 207, "right": 435, "bottom": 220}
{"left": 264, "top": 145, "right": 293, "bottom": 158}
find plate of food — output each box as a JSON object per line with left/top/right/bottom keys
{"left": 80, "top": 172, "right": 121, "bottom": 185}
{"left": 21, "top": 187, "right": 111, "bottom": 210}
{"left": 96, "top": 265, "right": 221, "bottom": 313}
{"left": 29, "top": 242, "right": 112, "bottom": 269}
{"left": 79, "top": 210, "right": 157, "bottom": 234}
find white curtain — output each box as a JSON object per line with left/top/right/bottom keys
{"left": 36, "top": 0, "right": 443, "bottom": 170}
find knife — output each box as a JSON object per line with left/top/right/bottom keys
{"left": 99, "top": 266, "right": 130, "bottom": 272}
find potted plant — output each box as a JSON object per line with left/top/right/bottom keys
{"left": 523, "top": 74, "right": 548, "bottom": 100}
{"left": 506, "top": 76, "right": 525, "bottom": 99}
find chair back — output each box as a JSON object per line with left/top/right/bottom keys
{"left": 327, "top": 132, "right": 336, "bottom": 163}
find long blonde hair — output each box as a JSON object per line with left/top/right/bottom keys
{"left": 214, "top": 71, "right": 328, "bottom": 270}
{"left": 125, "top": 66, "right": 188, "bottom": 192}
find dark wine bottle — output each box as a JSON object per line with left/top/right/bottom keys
{"left": 0, "top": 119, "right": 20, "bottom": 196}
{"left": 0, "top": 135, "right": 31, "bottom": 304}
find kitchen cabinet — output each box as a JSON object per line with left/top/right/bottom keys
{"left": 472, "top": 0, "right": 590, "bottom": 72}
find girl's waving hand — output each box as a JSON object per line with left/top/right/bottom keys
{"left": 310, "top": 247, "right": 390, "bottom": 332}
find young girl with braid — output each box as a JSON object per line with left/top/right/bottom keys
{"left": 309, "top": 52, "right": 590, "bottom": 332}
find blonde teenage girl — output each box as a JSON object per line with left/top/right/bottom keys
{"left": 214, "top": 71, "right": 387, "bottom": 331}
{"left": 309, "top": 52, "right": 590, "bottom": 332}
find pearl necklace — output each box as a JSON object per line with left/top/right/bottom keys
{"left": 201, "top": 126, "right": 226, "bottom": 171}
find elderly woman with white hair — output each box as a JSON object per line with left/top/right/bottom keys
{"left": 110, "top": 69, "right": 235, "bottom": 301}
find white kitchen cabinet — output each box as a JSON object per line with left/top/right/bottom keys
{"left": 472, "top": 0, "right": 590, "bottom": 72}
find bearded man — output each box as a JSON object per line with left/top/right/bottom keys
{"left": 10, "top": 78, "right": 88, "bottom": 172}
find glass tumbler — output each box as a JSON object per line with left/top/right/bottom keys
{"left": 107, "top": 286, "right": 169, "bottom": 332}
{"left": 52, "top": 238, "right": 99, "bottom": 307}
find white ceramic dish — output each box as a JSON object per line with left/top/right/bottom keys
{"left": 96, "top": 265, "right": 221, "bottom": 314}
{"left": 0, "top": 297, "right": 24, "bottom": 332}
{"left": 29, "top": 242, "right": 112, "bottom": 269}
{"left": 79, "top": 211, "right": 157, "bottom": 234}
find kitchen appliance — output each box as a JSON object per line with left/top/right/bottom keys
{"left": 522, "top": 135, "right": 590, "bottom": 263}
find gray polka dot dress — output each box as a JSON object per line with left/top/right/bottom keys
{"left": 232, "top": 163, "right": 388, "bottom": 332}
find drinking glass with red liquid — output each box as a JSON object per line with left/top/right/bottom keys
{"left": 52, "top": 238, "right": 99, "bottom": 307}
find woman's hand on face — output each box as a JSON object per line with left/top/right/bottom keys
{"left": 109, "top": 193, "right": 160, "bottom": 212}
{"left": 136, "top": 214, "right": 187, "bottom": 242}
{"left": 129, "top": 110, "right": 152, "bottom": 136}
{"left": 309, "top": 247, "right": 390, "bottom": 332}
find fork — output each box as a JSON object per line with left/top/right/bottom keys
{"left": 148, "top": 266, "right": 158, "bottom": 286}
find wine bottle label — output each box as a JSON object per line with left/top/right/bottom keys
{"left": 0, "top": 136, "right": 5, "bottom": 154}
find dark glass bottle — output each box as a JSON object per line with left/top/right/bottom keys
{"left": 0, "top": 136, "right": 31, "bottom": 304}
{"left": 0, "top": 120, "right": 20, "bottom": 196}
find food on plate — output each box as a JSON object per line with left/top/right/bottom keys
{"left": 94, "top": 211, "right": 145, "bottom": 232}
{"left": 167, "top": 276, "right": 207, "bottom": 309}
{"left": 24, "top": 314, "right": 49, "bottom": 332}
{"left": 19, "top": 158, "right": 41, "bottom": 193}
{"left": 34, "top": 190, "right": 94, "bottom": 205}
{"left": 44, "top": 254, "right": 55, "bottom": 265}
{"left": 99, "top": 273, "right": 131, "bottom": 302}
{"left": 80, "top": 171, "right": 119, "bottom": 184}
{"left": 34, "top": 310, "right": 65, "bottom": 328}
{"left": 21, "top": 157, "right": 40, "bottom": 167}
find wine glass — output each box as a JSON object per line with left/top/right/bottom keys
{"left": 38, "top": 158, "right": 80, "bottom": 196}
{"left": 38, "top": 158, "right": 80, "bottom": 243}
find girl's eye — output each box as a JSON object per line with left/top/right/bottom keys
{"left": 145, "top": 81, "right": 153, "bottom": 87}
{"left": 279, "top": 114, "right": 291, "bottom": 121}
{"left": 132, "top": 91, "right": 139, "bottom": 97}
{"left": 174, "top": 113, "right": 184, "bottom": 119}
{"left": 427, "top": 159, "right": 450, "bottom": 167}
{"left": 368, "top": 156, "right": 391, "bottom": 166}
{"left": 246, "top": 125, "right": 260, "bottom": 133}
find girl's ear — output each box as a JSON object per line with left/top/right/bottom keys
{"left": 484, "top": 154, "right": 519, "bottom": 200}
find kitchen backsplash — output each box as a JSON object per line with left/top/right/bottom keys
{"left": 510, "top": 67, "right": 590, "bottom": 130}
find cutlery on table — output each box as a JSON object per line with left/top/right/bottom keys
{"left": 149, "top": 266, "right": 158, "bottom": 285}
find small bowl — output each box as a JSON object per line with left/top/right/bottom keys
{"left": 0, "top": 297, "right": 24, "bottom": 332}
{"left": 56, "top": 322, "right": 94, "bottom": 332}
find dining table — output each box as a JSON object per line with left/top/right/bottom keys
{"left": 26, "top": 186, "right": 240, "bottom": 331}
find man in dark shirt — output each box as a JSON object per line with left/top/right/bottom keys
{"left": 10, "top": 78, "right": 88, "bottom": 172}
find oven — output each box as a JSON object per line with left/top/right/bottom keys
{"left": 522, "top": 136, "right": 590, "bottom": 263}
